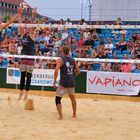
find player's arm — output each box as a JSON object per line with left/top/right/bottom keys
{"left": 1, "top": 7, "right": 23, "bottom": 30}
{"left": 53, "top": 58, "right": 63, "bottom": 88}
{"left": 74, "top": 60, "right": 80, "bottom": 76}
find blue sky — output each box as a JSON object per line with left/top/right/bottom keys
{"left": 25, "top": 0, "right": 89, "bottom": 20}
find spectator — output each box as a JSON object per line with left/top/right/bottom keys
{"left": 61, "top": 29, "right": 68, "bottom": 41}
{"left": 65, "top": 18, "right": 72, "bottom": 25}
{"left": 40, "top": 42, "right": 49, "bottom": 55}
{"left": 112, "top": 52, "right": 118, "bottom": 59}
{"left": 92, "top": 29, "right": 98, "bottom": 41}
{"left": 121, "top": 63, "right": 132, "bottom": 73}
{"left": 70, "top": 39, "right": 78, "bottom": 54}
{"left": 99, "top": 37, "right": 105, "bottom": 46}
{"left": 127, "top": 38, "right": 135, "bottom": 53}
{"left": 34, "top": 59, "right": 42, "bottom": 69}
{"left": 114, "top": 17, "right": 123, "bottom": 25}
{"left": 77, "top": 35, "right": 85, "bottom": 49}
{"left": 44, "top": 31, "right": 50, "bottom": 42}
{"left": 47, "top": 47, "right": 56, "bottom": 57}
{"left": 79, "top": 19, "right": 87, "bottom": 25}
{"left": 112, "top": 62, "right": 121, "bottom": 72}
{"left": 120, "top": 28, "right": 127, "bottom": 36}
{"left": 104, "top": 38, "right": 114, "bottom": 55}
{"left": 54, "top": 36, "right": 62, "bottom": 51}
{"left": 131, "top": 32, "right": 138, "bottom": 43}
{"left": 84, "top": 34, "right": 94, "bottom": 49}
{"left": 116, "top": 36, "right": 127, "bottom": 52}
{"left": 59, "top": 18, "right": 65, "bottom": 25}
{"left": 100, "top": 62, "right": 110, "bottom": 71}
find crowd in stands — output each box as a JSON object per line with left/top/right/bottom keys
{"left": 0, "top": 17, "right": 140, "bottom": 73}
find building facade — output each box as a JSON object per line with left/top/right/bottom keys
{"left": 92, "top": 0, "right": 140, "bottom": 21}
{"left": 0, "top": 0, "right": 53, "bottom": 21}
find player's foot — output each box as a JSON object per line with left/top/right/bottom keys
{"left": 18, "top": 94, "right": 23, "bottom": 101}
{"left": 58, "top": 116, "right": 63, "bottom": 120}
{"left": 24, "top": 94, "right": 28, "bottom": 101}
{"left": 72, "top": 114, "right": 77, "bottom": 118}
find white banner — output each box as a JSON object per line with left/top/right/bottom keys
{"left": 87, "top": 71, "right": 140, "bottom": 95}
{"left": 6, "top": 68, "right": 60, "bottom": 87}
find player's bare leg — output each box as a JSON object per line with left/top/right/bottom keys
{"left": 56, "top": 104, "right": 63, "bottom": 120}
{"left": 69, "top": 94, "right": 77, "bottom": 118}
{"left": 18, "top": 90, "right": 24, "bottom": 101}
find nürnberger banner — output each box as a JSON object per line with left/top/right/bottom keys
{"left": 87, "top": 71, "right": 140, "bottom": 95}
{"left": 6, "top": 68, "right": 60, "bottom": 87}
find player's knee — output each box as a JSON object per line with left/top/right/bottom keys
{"left": 55, "top": 96, "right": 62, "bottom": 105}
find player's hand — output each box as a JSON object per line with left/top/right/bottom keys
{"left": 18, "top": 7, "right": 23, "bottom": 14}
{"left": 53, "top": 81, "right": 56, "bottom": 89}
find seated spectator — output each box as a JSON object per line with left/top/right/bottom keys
{"left": 79, "top": 49, "right": 89, "bottom": 58}
{"left": 59, "top": 18, "right": 65, "bottom": 25}
{"left": 47, "top": 47, "right": 56, "bottom": 57}
{"left": 92, "top": 29, "right": 98, "bottom": 41}
{"left": 41, "top": 59, "right": 48, "bottom": 69}
{"left": 7, "top": 57, "right": 19, "bottom": 68}
{"left": 84, "top": 34, "right": 94, "bottom": 49}
{"left": 112, "top": 52, "right": 118, "bottom": 59}
{"left": 87, "top": 61, "right": 93, "bottom": 71}
{"left": 96, "top": 45, "right": 106, "bottom": 58}
{"left": 44, "top": 30, "right": 50, "bottom": 42}
{"left": 54, "top": 36, "right": 62, "bottom": 51}
{"left": 80, "top": 61, "right": 87, "bottom": 70}
{"left": 40, "top": 42, "right": 49, "bottom": 55}
{"left": 127, "top": 38, "right": 135, "bottom": 53}
{"left": 114, "top": 17, "right": 123, "bottom": 25}
{"left": 123, "top": 54, "right": 128, "bottom": 59}
{"left": 132, "top": 44, "right": 140, "bottom": 59}
{"left": 79, "top": 19, "right": 87, "bottom": 25}
{"left": 104, "top": 38, "right": 114, "bottom": 55}
{"left": 100, "top": 62, "right": 110, "bottom": 71}
{"left": 120, "top": 28, "right": 127, "bottom": 36}
{"left": 65, "top": 18, "right": 72, "bottom": 25}
{"left": 99, "top": 37, "right": 105, "bottom": 46}
{"left": 34, "top": 59, "right": 42, "bottom": 69}
{"left": 121, "top": 63, "right": 132, "bottom": 73}
{"left": 61, "top": 29, "right": 68, "bottom": 41}
{"left": 116, "top": 36, "right": 127, "bottom": 52}
{"left": 50, "top": 60, "right": 56, "bottom": 69}
{"left": 131, "top": 32, "right": 138, "bottom": 43}
{"left": 112, "top": 62, "right": 121, "bottom": 72}
{"left": 35, "top": 43, "right": 41, "bottom": 56}
{"left": 83, "top": 29, "right": 90, "bottom": 40}
{"left": 68, "top": 32, "right": 76, "bottom": 43}
{"left": 1, "top": 33, "right": 9, "bottom": 48}
{"left": 70, "top": 39, "right": 78, "bottom": 54}
{"left": 96, "top": 50, "right": 106, "bottom": 59}
{"left": 136, "top": 36, "right": 140, "bottom": 48}
{"left": 77, "top": 36, "right": 85, "bottom": 49}
{"left": 48, "top": 36, "right": 54, "bottom": 48}
{"left": 135, "top": 63, "right": 140, "bottom": 70}
{"left": 91, "top": 49, "right": 97, "bottom": 58}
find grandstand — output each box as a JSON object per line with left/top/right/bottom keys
{"left": 0, "top": 23, "right": 140, "bottom": 73}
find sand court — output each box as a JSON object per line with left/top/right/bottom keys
{"left": 0, "top": 90, "right": 140, "bottom": 140}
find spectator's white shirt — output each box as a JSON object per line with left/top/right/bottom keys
{"left": 83, "top": 32, "right": 90, "bottom": 40}
{"left": 17, "top": 46, "right": 22, "bottom": 55}
{"left": 44, "top": 35, "right": 50, "bottom": 42}
{"left": 65, "top": 22, "right": 72, "bottom": 25}
{"left": 105, "top": 43, "right": 114, "bottom": 54}
{"left": 120, "top": 30, "right": 127, "bottom": 35}
{"left": 47, "top": 51, "right": 56, "bottom": 57}
{"left": 62, "top": 32, "right": 68, "bottom": 40}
